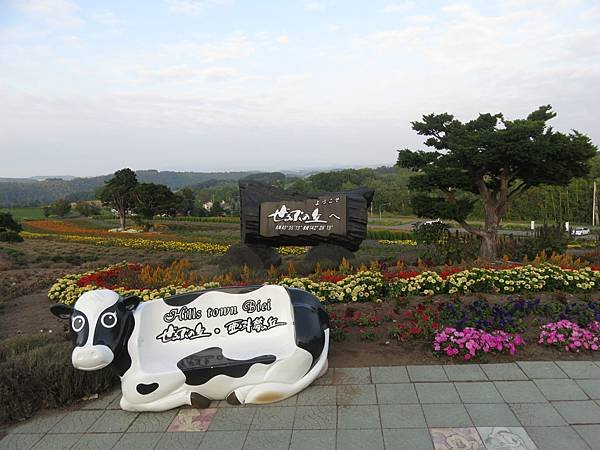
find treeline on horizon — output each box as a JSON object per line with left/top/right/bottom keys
{"left": 2, "top": 160, "right": 600, "bottom": 224}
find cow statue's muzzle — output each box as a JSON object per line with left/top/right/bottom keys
{"left": 72, "top": 345, "right": 114, "bottom": 371}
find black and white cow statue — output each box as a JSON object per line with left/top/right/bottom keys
{"left": 51, "top": 285, "right": 329, "bottom": 412}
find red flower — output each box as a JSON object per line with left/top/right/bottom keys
{"left": 409, "top": 325, "right": 422, "bottom": 335}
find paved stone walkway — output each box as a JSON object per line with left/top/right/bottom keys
{"left": 2, "top": 361, "right": 600, "bottom": 449}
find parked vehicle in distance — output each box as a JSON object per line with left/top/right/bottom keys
{"left": 423, "top": 218, "right": 444, "bottom": 225}
{"left": 572, "top": 227, "right": 591, "bottom": 236}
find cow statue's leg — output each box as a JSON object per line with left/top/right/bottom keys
{"left": 227, "top": 329, "right": 330, "bottom": 405}
{"left": 119, "top": 370, "right": 189, "bottom": 412}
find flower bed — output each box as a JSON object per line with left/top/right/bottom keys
{"left": 538, "top": 320, "right": 600, "bottom": 352}
{"left": 23, "top": 231, "right": 230, "bottom": 255}
{"left": 48, "top": 261, "right": 600, "bottom": 361}
{"left": 390, "top": 264, "right": 600, "bottom": 296}
{"left": 433, "top": 327, "right": 524, "bottom": 360}
{"left": 49, "top": 262, "right": 600, "bottom": 306}
{"left": 22, "top": 231, "right": 306, "bottom": 256}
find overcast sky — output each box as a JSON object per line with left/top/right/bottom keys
{"left": 1, "top": 0, "right": 599, "bottom": 178}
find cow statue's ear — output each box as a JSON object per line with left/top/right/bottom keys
{"left": 50, "top": 304, "right": 74, "bottom": 320}
{"left": 122, "top": 295, "right": 141, "bottom": 311}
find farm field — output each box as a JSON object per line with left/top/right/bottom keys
{"left": 1, "top": 206, "right": 46, "bottom": 221}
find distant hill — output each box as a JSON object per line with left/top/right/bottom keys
{"left": 0, "top": 175, "right": 76, "bottom": 183}
{"left": 0, "top": 170, "right": 260, "bottom": 206}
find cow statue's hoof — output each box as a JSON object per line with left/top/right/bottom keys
{"left": 51, "top": 285, "right": 330, "bottom": 412}
{"left": 190, "top": 393, "right": 212, "bottom": 409}
{"left": 226, "top": 391, "right": 241, "bottom": 405}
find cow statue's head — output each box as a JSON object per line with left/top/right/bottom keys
{"left": 50, "top": 289, "right": 140, "bottom": 371}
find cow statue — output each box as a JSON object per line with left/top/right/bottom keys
{"left": 50, "top": 285, "right": 330, "bottom": 412}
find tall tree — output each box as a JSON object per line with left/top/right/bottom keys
{"left": 133, "top": 183, "right": 178, "bottom": 220}
{"left": 397, "top": 105, "right": 597, "bottom": 260}
{"left": 99, "top": 168, "right": 138, "bottom": 229}
{"left": 176, "top": 187, "right": 196, "bottom": 215}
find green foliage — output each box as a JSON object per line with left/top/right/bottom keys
{"left": 99, "top": 168, "right": 138, "bottom": 228}
{"left": 44, "top": 198, "right": 72, "bottom": 217}
{"left": 241, "top": 172, "right": 286, "bottom": 186}
{"left": 0, "top": 212, "right": 23, "bottom": 242}
{"left": 366, "top": 229, "right": 413, "bottom": 240}
{"left": 175, "top": 187, "right": 197, "bottom": 215}
{"left": 499, "top": 225, "right": 569, "bottom": 260}
{"left": 0, "top": 231, "right": 23, "bottom": 242}
{"left": 75, "top": 201, "right": 101, "bottom": 217}
{"left": 413, "top": 223, "right": 480, "bottom": 263}
{"left": 133, "top": 182, "right": 179, "bottom": 220}
{"left": 413, "top": 221, "right": 449, "bottom": 245}
{"left": 398, "top": 105, "right": 597, "bottom": 258}
{"left": 0, "top": 335, "right": 116, "bottom": 424}
{"left": 0, "top": 212, "right": 22, "bottom": 232}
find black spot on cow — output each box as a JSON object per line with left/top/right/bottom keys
{"left": 177, "top": 347, "right": 276, "bottom": 386}
{"left": 163, "top": 286, "right": 263, "bottom": 307}
{"left": 286, "top": 287, "right": 329, "bottom": 369}
{"left": 136, "top": 382, "right": 159, "bottom": 395}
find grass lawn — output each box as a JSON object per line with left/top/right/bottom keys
{"left": 2, "top": 207, "right": 46, "bottom": 221}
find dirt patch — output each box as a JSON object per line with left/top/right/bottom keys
{"left": 0, "top": 291, "right": 65, "bottom": 339}
{"left": 0, "top": 268, "right": 67, "bottom": 302}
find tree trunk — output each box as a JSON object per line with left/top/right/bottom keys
{"left": 481, "top": 200, "right": 500, "bottom": 261}
{"left": 119, "top": 210, "right": 126, "bottom": 229}
{"left": 480, "top": 232, "right": 497, "bottom": 260}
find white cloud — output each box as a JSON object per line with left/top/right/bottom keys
{"left": 15, "top": 0, "right": 84, "bottom": 28}
{"left": 90, "top": 11, "right": 121, "bottom": 28}
{"left": 166, "top": 0, "right": 232, "bottom": 14}
{"left": 134, "top": 64, "right": 239, "bottom": 82}
{"left": 162, "top": 35, "right": 256, "bottom": 62}
{"left": 380, "top": 1, "right": 415, "bottom": 13}
{"left": 304, "top": 1, "right": 324, "bottom": 12}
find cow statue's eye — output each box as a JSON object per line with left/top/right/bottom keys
{"left": 72, "top": 316, "right": 85, "bottom": 332}
{"left": 100, "top": 312, "right": 118, "bottom": 328}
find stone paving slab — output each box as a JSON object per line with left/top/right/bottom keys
{"left": 3, "top": 361, "right": 600, "bottom": 449}
{"left": 31, "top": 433, "right": 82, "bottom": 450}
{"left": 525, "top": 426, "right": 591, "bottom": 450}
{"left": 407, "top": 365, "right": 448, "bottom": 382}
{"left": 465, "top": 403, "right": 521, "bottom": 427}
{"left": 576, "top": 379, "right": 600, "bottom": 399}
{"left": 443, "top": 364, "right": 488, "bottom": 381}
{"left": 289, "top": 430, "right": 335, "bottom": 450}
{"left": 370, "top": 366, "right": 410, "bottom": 384}
{"left": 337, "top": 429, "right": 384, "bottom": 450}
{"left": 293, "top": 406, "right": 336, "bottom": 430}
{"left": 415, "top": 382, "right": 460, "bottom": 403}
{"left": 375, "top": 383, "right": 418, "bottom": 404}
{"left": 454, "top": 382, "right": 504, "bottom": 403}
{"left": 517, "top": 361, "right": 568, "bottom": 379}
{"left": 557, "top": 361, "right": 600, "bottom": 379}
{"left": 481, "top": 363, "right": 529, "bottom": 380}
{"left": 573, "top": 424, "right": 600, "bottom": 450}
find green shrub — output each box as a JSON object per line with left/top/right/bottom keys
{"left": 0, "top": 231, "right": 23, "bottom": 242}
{"left": 367, "top": 229, "right": 414, "bottom": 240}
{"left": 0, "top": 335, "right": 117, "bottom": 425}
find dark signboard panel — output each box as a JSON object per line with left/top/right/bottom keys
{"left": 259, "top": 195, "right": 347, "bottom": 238}
{"left": 240, "top": 181, "right": 374, "bottom": 251}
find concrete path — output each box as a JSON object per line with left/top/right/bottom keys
{"left": 2, "top": 361, "right": 600, "bottom": 449}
